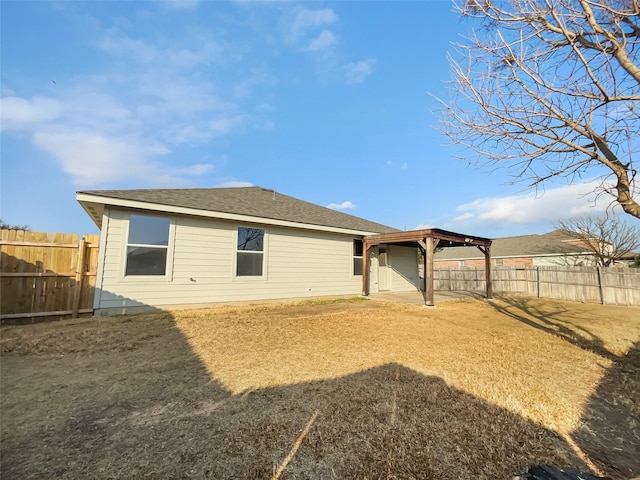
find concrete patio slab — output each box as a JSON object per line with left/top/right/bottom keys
{"left": 368, "top": 290, "right": 485, "bottom": 306}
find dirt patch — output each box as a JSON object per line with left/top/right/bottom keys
{"left": 1, "top": 296, "right": 638, "bottom": 479}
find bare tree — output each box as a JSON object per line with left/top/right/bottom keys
{"left": 0, "top": 219, "right": 30, "bottom": 231}
{"left": 435, "top": 0, "right": 640, "bottom": 220}
{"left": 554, "top": 213, "right": 640, "bottom": 265}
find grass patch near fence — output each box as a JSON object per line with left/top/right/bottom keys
{"left": 2, "top": 296, "right": 638, "bottom": 479}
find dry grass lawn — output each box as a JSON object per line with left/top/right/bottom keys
{"left": 1, "top": 295, "right": 638, "bottom": 479}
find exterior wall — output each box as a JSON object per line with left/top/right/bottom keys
{"left": 531, "top": 255, "right": 595, "bottom": 267}
{"left": 434, "top": 257, "right": 533, "bottom": 268}
{"left": 387, "top": 246, "right": 420, "bottom": 292}
{"left": 502, "top": 257, "right": 534, "bottom": 266}
{"left": 94, "top": 208, "right": 372, "bottom": 314}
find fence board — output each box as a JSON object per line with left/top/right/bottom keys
{"left": 434, "top": 265, "right": 640, "bottom": 306}
{"left": 1, "top": 230, "right": 100, "bottom": 322}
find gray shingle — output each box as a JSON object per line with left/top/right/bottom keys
{"left": 434, "top": 230, "right": 589, "bottom": 260}
{"left": 78, "top": 187, "right": 398, "bottom": 234}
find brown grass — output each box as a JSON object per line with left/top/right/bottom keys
{"left": 1, "top": 295, "right": 638, "bottom": 479}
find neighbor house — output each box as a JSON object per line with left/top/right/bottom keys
{"left": 433, "top": 230, "right": 598, "bottom": 268}
{"left": 77, "top": 187, "right": 429, "bottom": 315}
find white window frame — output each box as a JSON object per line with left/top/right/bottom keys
{"left": 121, "top": 213, "right": 175, "bottom": 282}
{"left": 234, "top": 226, "right": 267, "bottom": 279}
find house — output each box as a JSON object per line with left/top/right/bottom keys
{"left": 433, "top": 230, "right": 597, "bottom": 268}
{"left": 77, "top": 187, "right": 437, "bottom": 315}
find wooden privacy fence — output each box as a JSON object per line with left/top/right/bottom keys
{"left": 434, "top": 265, "right": 640, "bottom": 306}
{"left": 1, "top": 229, "right": 99, "bottom": 322}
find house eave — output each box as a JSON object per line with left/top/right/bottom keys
{"left": 76, "top": 193, "right": 382, "bottom": 236}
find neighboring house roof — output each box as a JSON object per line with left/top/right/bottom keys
{"left": 77, "top": 187, "right": 398, "bottom": 235}
{"left": 434, "top": 230, "right": 591, "bottom": 260}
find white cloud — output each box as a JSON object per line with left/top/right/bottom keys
{"left": 98, "top": 31, "right": 223, "bottom": 70}
{"left": 98, "top": 34, "right": 159, "bottom": 64}
{"left": 290, "top": 8, "right": 338, "bottom": 41}
{"left": 327, "top": 201, "right": 356, "bottom": 210}
{"left": 216, "top": 180, "right": 254, "bottom": 188}
{"left": 450, "top": 181, "right": 615, "bottom": 229}
{"left": 343, "top": 59, "right": 377, "bottom": 84}
{"left": 453, "top": 212, "right": 474, "bottom": 222}
{"left": 1, "top": 22, "right": 264, "bottom": 188}
{"left": 32, "top": 127, "right": 216, "bottom": 187}
{"left": 32, "top": 128, "right": 171, "bottom": 185}
{"left": 0, "top": 96, "right": 62, "bottom": 131}
{"left": 304, "top": 30, "right": 338, "bottom": 53}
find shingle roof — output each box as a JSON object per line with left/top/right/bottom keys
{"left": 434, "top": 230, "right": 590, "bottom": 260}
{"left": 77, "top": 187, "right": 398, "bottom": 234}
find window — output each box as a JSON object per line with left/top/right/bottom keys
{"left": 237, "top": 227, "right": 264, "bottom": 276}
{"left": 353, "top": 239, "right": 363, "bottom": 276}
{"left": 378, "top": 248, "right": 387, "bottom": 267}
{"left": 495, "top": 258, "right": 504, "bottom": 266}
{"left": 125, "top": 214, "right": 170, "bottom": 276}
{"left": 458, "top": 260, "right": 465, "bottom": 267}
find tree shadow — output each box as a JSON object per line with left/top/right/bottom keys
{"left": 571, "top": 341, "right": 640, "bottom": 479}
{"left": 487, "top": 295, "right": 617, "bottom": 361}
{"left": 2, "top": 304, "right": 593, "bottom": 479}
{"left": 486, "top": 296, "right": 639, "bottom": 479}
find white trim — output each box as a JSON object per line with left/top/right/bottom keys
{"left": 120, "top": 213, "right": 175, "bottom": 282}
{"left": 233, "top": 226, "right": 268, "bottom": 280}
{"left": 76, "top": 193, "right": 382, "bottom": 236}
{"left": 93, "top": 210, "right": 110, "bottom": 308}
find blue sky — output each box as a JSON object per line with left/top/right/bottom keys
{"left": 0, "top": 0, "right": 616, "bottom": 238}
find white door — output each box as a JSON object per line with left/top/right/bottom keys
{"left": 378, "top": 247, "right": 391, "bottom": 291}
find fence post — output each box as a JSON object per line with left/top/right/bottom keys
{"left": 536, "top": 266, "right": 540, "bottom": 298}
{"left": 71, "top": 236, "right": 87, "bottom": 318}
{"left": 597, "top": 266, "right": 604, "bottom": 305}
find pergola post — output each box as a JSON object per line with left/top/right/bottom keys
{"left": 362, "top": 240, "right": 370, "bottom": 296}
{"left": 477, "top": 245, "right": 493, "bottom": 299}
{"left": 422, "top": 246, "right": 427, "bottom": 296}
{"left": 484, "top": 246, "right": 492, "bottom": 299}
{"left": 425, "top": 236, "right": 435, "bottom": 306}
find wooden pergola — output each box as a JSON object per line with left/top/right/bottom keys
{"left": 362, "top": 228, "right": 493, "bottom": 306}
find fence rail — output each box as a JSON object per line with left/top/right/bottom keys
{"left": 1, "top": 229, "right": 100, "bottom": 322}
{"left": 434, "top": 265, "right": 640, "bottom": 306}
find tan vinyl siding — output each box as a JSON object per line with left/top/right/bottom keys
{"left": 95, "top": 210, "right": 365, "bottom": 313}
{"left": 388, "top": 246, "right": 420, "bottom": 292}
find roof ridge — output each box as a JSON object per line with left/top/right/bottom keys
{"left": 77, "top": 187, "right": 398, "bottom": 234}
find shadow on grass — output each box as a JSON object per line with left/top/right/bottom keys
{"left": 487, "top": 295, "right": 616, "bottom": 361}
{"left": 1, "top": 309, "right": 590, "bottom": 480}
{"left": 486, "top": 296, "right": 640, "bottom": 479}
{"left": 571, "top": 341, "right": 640, "bottom": 480}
